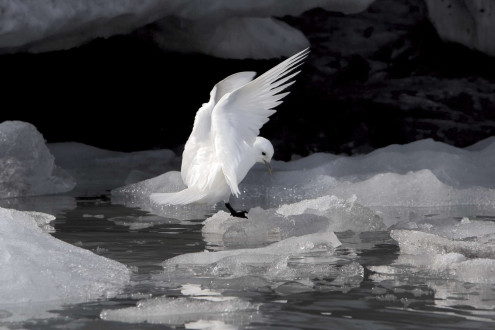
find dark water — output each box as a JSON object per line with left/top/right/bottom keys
{"left": 4, "top": 195, "right": 495, "bottom": 329}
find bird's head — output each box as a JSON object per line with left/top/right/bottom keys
{"left": 254, "top": 137, "right": 274, "bottom": 174}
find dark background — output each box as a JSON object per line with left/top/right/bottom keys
{"left": 2, "top": 0, "right": 495, "bottom": 160}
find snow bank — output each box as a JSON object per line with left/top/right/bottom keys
{"left": 0, "top": 121, "right": 75, "bottom": 199}
{"left": 0, "top": 206, "right": 131, "bottom": 320}
{"left": 0, "top": 0, "right": 374, "bottom": 58}
{"left": 425, "top": 0, "right": 495, "bottom": 56}
{"left": 49, "top": 142, "right": 180, "bottom": 195}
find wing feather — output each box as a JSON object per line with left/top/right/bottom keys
{"left": 181, "top": 71, "right": 256, "bottom": 189}
{"left": 211, "top": 48, "right": 309, "bottom": 195}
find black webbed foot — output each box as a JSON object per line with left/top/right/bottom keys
{"left": 225, "top": 202, "right": 248, "bottom": 219}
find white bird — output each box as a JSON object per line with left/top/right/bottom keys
{"left": 150, "top": 48, "right": 309, "bottom": 218}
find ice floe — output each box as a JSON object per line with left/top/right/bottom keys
{"left": 369, "top": 229, "right": 495, "bottom": 284}
{"left": 0, "top": 206, "right": 131, "bottom": 321}
{"left": 101, "top": 283, "right": 259, "bottom": 326}
{"left": 202, "top": 195, "right": 384, "bottom": 248}
{"left": 108, "top": 214, "right": 180, "bottom": 230}
{"left": 367, "top": 227, "right": 495, "bottom": 319}
{"left": 151, "top": 231, "right": 344, "bottom": 296}
{"left": 0, "top": 121, "right": 75, "bottom": 199}
{"left": 113, "top": 137, "right": 495, "bottom": 228}
{"left": 100, "top": 295, "right": 259, "bottom": 326}
{"left": 49, "top": 142, "right": 180, "bottom": 195}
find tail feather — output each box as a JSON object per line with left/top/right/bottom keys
{"left": 150, "top": 187, "right": 206, "bottom": 205}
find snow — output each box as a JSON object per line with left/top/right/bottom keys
{"left": 0, "top": 0, "right": 373, "bottom": 58}
{"left": 425, "top": 0, "right": 495, "bottom": 56}
{"left": 0, "top": 121, "right": 75, "bottom": 199}
{"left": 0, "top": 206, "right": 131, "bottom": 321}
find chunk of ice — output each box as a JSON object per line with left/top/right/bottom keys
{"left": 100, "top": 296, "right": 258, "bottom": 326}
{"left": 159, "top": 231, "right": 342, "bottom": 289}
{"left": 376, "top": 230, "right": 495, "bottom": 284}
{"left": 391, "top": 230, "right": 495, "bottom": 259}
{"left": 50, "top": 142, "right": 180, "bottom": 195}
{"left": 202, "top": 195, "right": 384, "bottom": 248}
{"left": 0, "top": 206, "right": 131, "bottom": 321}
{"left": 166, "top": 231, "right": 340, "bottom": 267}
{"left": 276, "top": 195, "right": 385, "bottom": 232}
{"left": 202, "top": 209, "right": 330, "bottom": 248}
{"left": 0, "top": 121, "right": 75, "bottom": 198}
{"left": 109, "top": 215, "right": 180, "bottom": 230}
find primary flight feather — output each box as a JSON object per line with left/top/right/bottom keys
{"left": 150, "top": 48, "right": 309, "bottom": 217}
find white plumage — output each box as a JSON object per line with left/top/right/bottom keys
{"left": 150, "top": 48, "right": 309, "bottom": 216}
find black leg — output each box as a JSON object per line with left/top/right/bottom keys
{"left": 225, "top": 202, "right": 248, "bottom": 218}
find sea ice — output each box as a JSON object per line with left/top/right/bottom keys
{"left": 202, "top": 195, "right": 384, "bottom": 248}
{"left": 165, "top": 231, "right": 340, "bottom": 267}
{"left": 0, "top": 121, "right": 75, "bottom": 199}
{"left": 114, "top": 138, "right": 495, "bottom": 225}
{"left": 202, "top": 209, "right": 330, "bottom": 248}
{"left": 236, "top": 138, "right": 495, "bottom": 213}
{"left": 100, "top": 295, "right": 259, "bottom": 326}
{"left": 391, "top": 216, "right": 495, "bottom": 241}
{"left": 369, "top": 230, "right": 495, "bottom": 284}
{"left": 276, "top": 195, "right": 385, "bottom": 232}
{"left": 155, "top": 231, "right": 342, "bottom": 293}
{"left": 0, "top": 206, "right": 131, "bottom": 321}
{"left": 109, "top": 214, "right": 180, "bottom": 230}
{"left": 0, "top": 0, "right": 373, "bottom": 58}
{"left": 49, "top": 142, "right": 180, "bottom": 195}
{"left": 369, "top": 236, "right": 495, "bottom": 317}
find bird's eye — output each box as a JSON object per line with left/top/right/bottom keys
{"left": 262, "top": 152, "right": 266, "bottom": 156}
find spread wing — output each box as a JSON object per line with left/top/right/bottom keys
{"left": 181, "top": 71, "right": 257, "bottom": 188}
{"left": 211, "top": 48, "right": 309, "bottom": 196}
